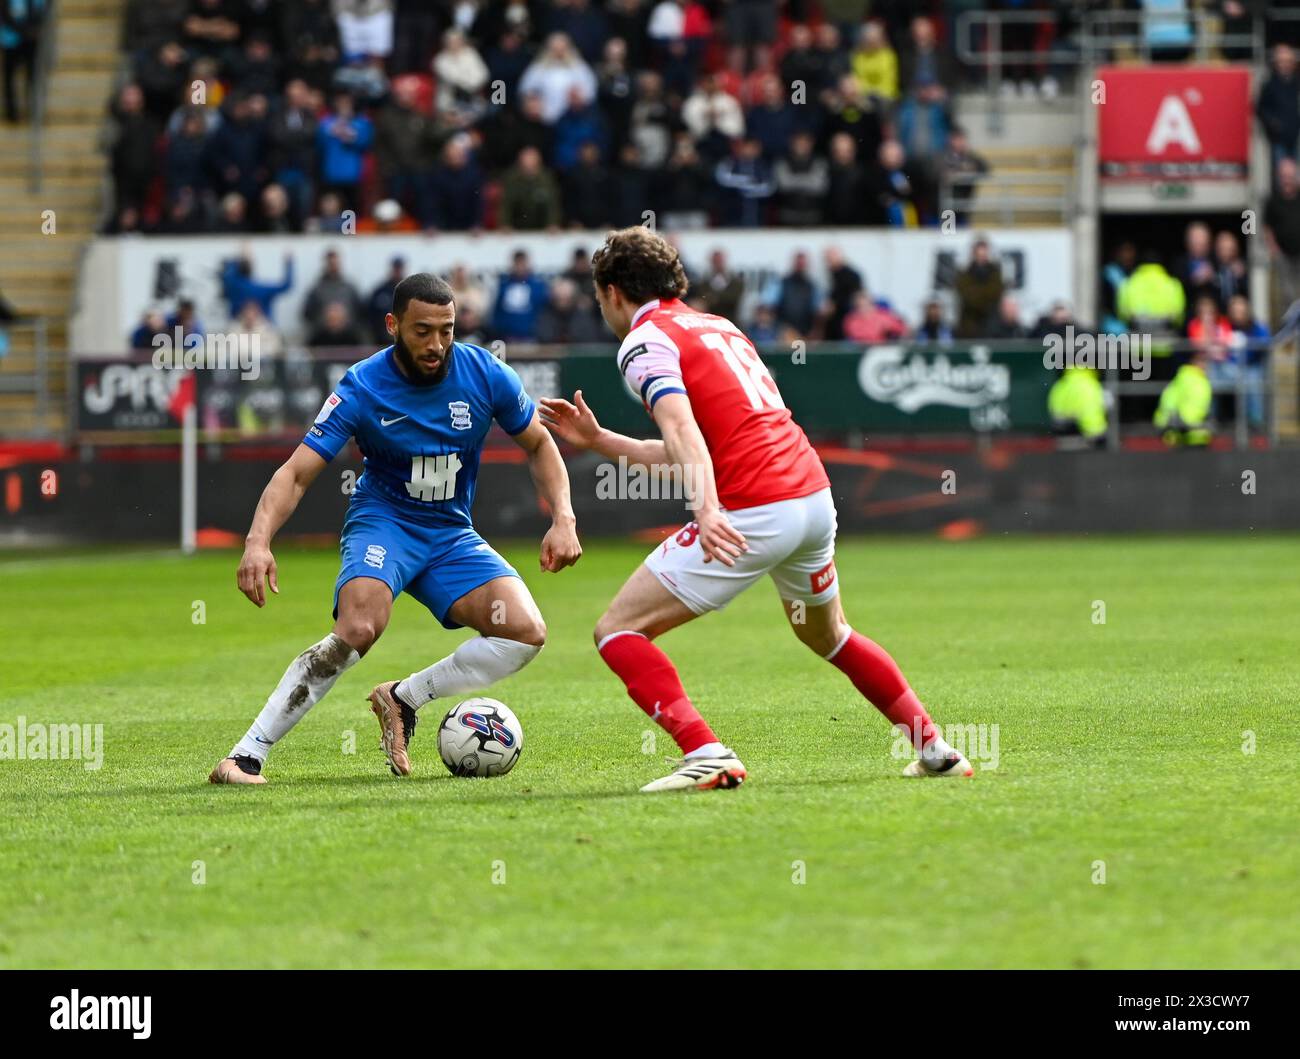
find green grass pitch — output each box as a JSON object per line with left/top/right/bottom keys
{"left": 1, "top": 536, "right": 1297, "bottom": 969}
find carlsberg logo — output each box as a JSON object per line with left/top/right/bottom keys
{"left": 858, "top": 346, "right": 1009, "bottom": 412}
{"left": 50, "top": 990, "right": 151, "bottom": 1039}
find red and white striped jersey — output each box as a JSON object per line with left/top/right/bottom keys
{"left": 616, "top": 298, "right": 829, "bottom": 511}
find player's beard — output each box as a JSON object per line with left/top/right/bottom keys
{"left": 392, "top": 333, "right": 453, "bottom": 387}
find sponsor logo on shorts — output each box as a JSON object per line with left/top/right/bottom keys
{"left": 810, "top": 559, "right": 836, "bottom": 594}
{"left": 449, "top": 401, "right": 472, "bottom": 430}
{"left": 364, "top": 544, "right": 387, "bottom": 569}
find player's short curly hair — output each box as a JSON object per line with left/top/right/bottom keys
{"left": 591, "top": 226, "right": 689, "bottom": 305}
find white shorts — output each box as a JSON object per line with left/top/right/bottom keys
{"left": 644, "top": 487, "right": 839, "bottom": 615}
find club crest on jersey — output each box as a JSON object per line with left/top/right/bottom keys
{"left": 449, "top": 401, "right": 472, "bottom": 430}
{"left": 460, "top": 711, "right": 516, "bottom": 747}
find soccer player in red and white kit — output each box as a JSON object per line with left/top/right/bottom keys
{"left": 540, "top": 227, "right": 973, "bottom": 791}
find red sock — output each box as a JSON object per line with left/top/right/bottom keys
{"left": 828, "top": 630, "right": 937, "bottom": 749}
{"left": 597, "top": 632, "right": 717, "bottom": 754}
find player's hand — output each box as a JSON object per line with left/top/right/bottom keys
{"left": 539, "top": 517, "right": 582, "bottom": 572}
{"left": 539, "top": 390, "right": 601, "bottom": 449}
{"left": 237, "top": 542, "right": 279, "bottom": 607}
{"left": 695, "top": 507, "right": 747, "bottom": 566}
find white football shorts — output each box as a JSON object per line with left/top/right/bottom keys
{"left": 644, "top": 487, "right": 840, "bottom": 614}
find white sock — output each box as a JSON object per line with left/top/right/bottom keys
{"left": 685, "top": 741, "right": 728, "bottom": 760}
{"left": 231, "top": 633, "right": 359, "bottom": 761}
{"left": 395, "top": 636, "right": 541, "bottom": 709}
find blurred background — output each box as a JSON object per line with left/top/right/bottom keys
{"left": 3, "top": 0, "right": 1299, "bottom": 545}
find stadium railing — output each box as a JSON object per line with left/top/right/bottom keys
{"left": 0, "top": 318, "right": 53, "bottom": 436}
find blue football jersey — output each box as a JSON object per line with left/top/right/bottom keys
{"left": 303, "top": 343, "right": 535, "bottom": 527}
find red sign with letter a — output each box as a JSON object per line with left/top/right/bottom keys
{"left": 1096, "top": 66, "right": 1250, "bottom": 180}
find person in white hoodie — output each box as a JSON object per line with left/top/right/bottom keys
{"left": 518, "top": 32, "right": 596, "bottom": 124}
{"left": 433, "top": 27, "right": 488, "bottom": 114}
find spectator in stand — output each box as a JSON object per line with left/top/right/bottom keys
{"left": 655, "top": 134, "right": 712, "bottom": 228}
{"left": 864, "top": 138, "right": 918, "bottom": 226}
{"left": 895, "top": 79, "right": 950, "bottom": 223}
{"left": 842, "top": 290, "right": 908, "bottom": 343}
{"left": 851, "top": 21, "right": 899, "bottom": 107}
{"left": 214, "top": 191, "right": 250, "bottom": 233}
{"left": 2, "top": 0, "right": 45, "bottom": 122}
{"left": 226, "top": 32, "right": 280, "bottom": 99}
{"left": 1223, "top": 294, "right": 1269, "bottom": 430}
{"left": 1175, "top": 222, "right": 1217, "bottom": 308}
{"left": 485, "top": 24, "right": 533, "bottom": 102}
{"left": 207, "top": 93, "right": 270, "bottom": 206}
{"left": 167, "top": 297, "right": 203, "bottom": 338}
{"left": 355, "top": 196, "right": 419, "bottom": 232}
{"left": 916, "top": 297, "right": 954, "bottom": 342}
{"left": 544, "top": 0, "right": 609, "bottom": 66}
{"left": 365, "top": 256, "right": 405, "bottom": 345}
{"left": 480, "top": 90, "right": 552, "bottom": 172}
{"left": 518, "top": 32, "right": 596, "bottom": 125}
{"left": 810, "top": 22, "right": 852, "bottom": 101}
{"left": 684, "top": 72, "right": 746, "bottom": 164}
{"left": 429, "top": 135, "right": 484, "bottom": 231}
{"left": 233, "top": 298, "right": 284, "bottom": 357}
{"left": 553, "top": 84, "right": 609, "bottom": 171}
{"left": 307, "top": 300, "right": 366, "bottom": 347}
{"left": 282, "top": 0, "right": 341, "bottom": 93}
{"left": 724, "top": 0, "right": 778, "bottom": 75}
{"left": 1154, "top": 347, "right": 1213, "bottom": 447}
{"left": 181, "top": 0, "right": 240, "bottom": 64}
{"left": 334, "top": 0, "right": 394, "bottom": 63}
{"left": 375, "top": 77, "right": 442, "bottom": 227}
{"left": 955, "top": 237, "right": 1005, "bottom": 337}
{"left": 1212, "top": 230, "right": 1248, "bottom": 309}
{"left": 597, "top": 36, "right": 634, "bottom": 156}
{"left": 536, "top": 277, "right": 605, "bottom": 344}
{"left": 454, "top": 302, "right": 489, "bottom": 346}
{"left": 822, "top": 246, "right": 864, "bottom": 341}
{"left": 1100, "top": 240, "right": 1138, "bottom": 334}
{"left": 714, "top": 137, "right": 775, "bottom": 227}
{"left": 130, "top": 308, "right": 168, "bottom": 350}
{"left": 1265, "top": 157, "right": 1300, "bottom": 311}
{"left": 267, "top": 79, "right": 319, "bottom": 227}
{"left": 898, "top": 16, "right": 955, "bottom": 102}
{"left": 1030, "top": 300, "right": 1078, "bottom": 341}
{"left": 1187, "top": 296, "right": 1232, "bottom": 394}
{"left": 940, "top": 125, "right": 988, "bottom": 228}
{"left": 988, "top": 294, "right": 1028, "bottom": 339}
{"left": 746, "top": 74, "right": 799, "bottom": 161}
{"left": 316, "top": 91, "right": 373, "bottom": 211}
{"left": 766, "top": 251, "right": 821, "bottom": 338}
{"left": 446, "top": 262, "right": 490, "bottom": 322}
{"left": 562, "top": 140, "right": 613, "bottom": 229}
{"left": 136, "top": 39, "right": 189, "bottom": 123}
{"left": 688, "top": 250, "right": 738, "bottom": 322}
{"left": 774, "top": 130, "right": 829, "bottom": 226}
{"left": 1256, "top": 44, "right": 1300, "bottom": 169}
{"left": 110, "top": 83, "right": 158, "bottom": 218}
{"left": 749, "top": 303, "right": 780, "bottom": 343}
{"left": 302, "top": 249, "right": 362, "bottom": 332}
{"left": 308, "top": 190, "right": 348, "bottom": 233}
{"left": 165, "top": 107, "right": 213, "bottom": 206}
{"left": 498, "top": 145, "right": 562, "bottom": 230}
{"left": 628, "top": 70, "right": 673, "bottom": 170}
{"left": 826, "top": 132, "right": 867, "bottom": 225}
{"left": 610, "top": 141, "right": 654, "bottom": 226}
{"left": 493, "top": 250, "right": 549, "bottom": 342}
{"left": 825, "top": 74, "right": 884, "bottom": 168}
{"left": 433, "top": 27, "right": 489, "bottom": 118}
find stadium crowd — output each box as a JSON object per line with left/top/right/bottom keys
{"left": 106, "top": 0, "right": 1041, "bottom": 236}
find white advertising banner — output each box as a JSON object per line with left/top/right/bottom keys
{"left": 74, "top": 228, "right": 1074, "bottom": 355}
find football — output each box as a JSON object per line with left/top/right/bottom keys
{"left": 437, "top": 698, "right": 524, "bottom": 778}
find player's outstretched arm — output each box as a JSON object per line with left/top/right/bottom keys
{"left": 237, "top": 443, "right": 328, "bottom": 606}
{"left": 539, "top": 390, "right": 668, "bottom": 467}
{"left": 652, "top": 393, "right": 747, "bottom": 567}
{"left": 511, "top": 414, "right": 582, "bottom": 572}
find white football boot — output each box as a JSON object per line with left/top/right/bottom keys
{"left": 640, "top": 749, "right": 747, "bottom": 792}
{"left": 902, "top": 749, "right": 974, "bottom": 778}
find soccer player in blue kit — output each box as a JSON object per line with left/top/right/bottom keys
{"left": 209, "top": 273, "right": 582, "bottom": 784}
